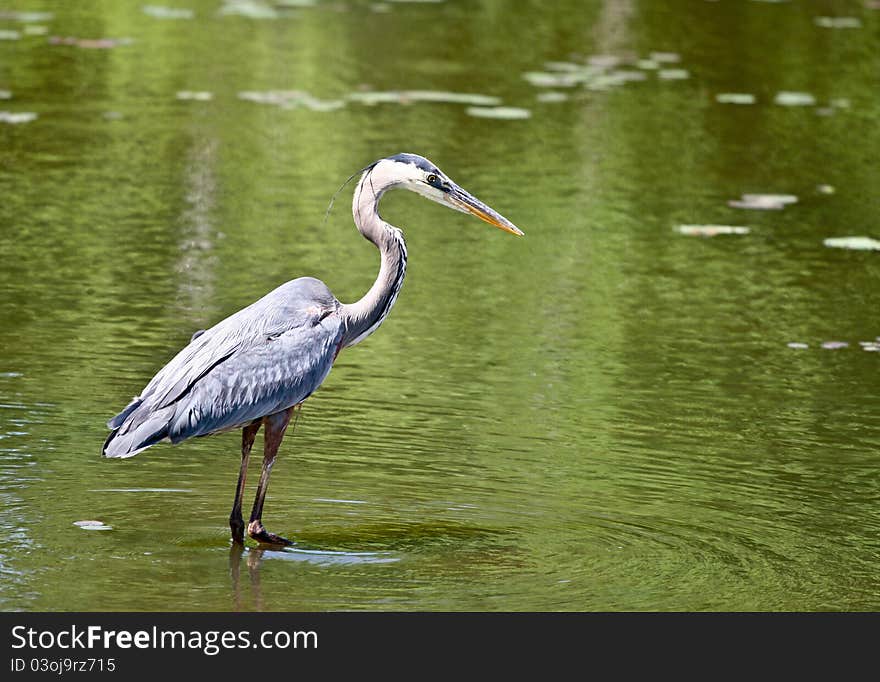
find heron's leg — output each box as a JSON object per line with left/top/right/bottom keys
{"left": 230, "top": 420, "right": 261, "bottom": 544}
{"left": 247, "top": 405, "right": 298, "bottom": 546}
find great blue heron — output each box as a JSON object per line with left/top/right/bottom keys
{"left": 103, "top": 153, "right": 522, "bottom": 546}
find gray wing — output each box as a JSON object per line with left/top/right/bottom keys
{"left": 166, "top": 314, "right": 343, "bottom": 440}
{"left": 103, "top": 277, "right": 344, "bottom": 458}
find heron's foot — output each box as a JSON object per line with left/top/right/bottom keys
{"left": 247, "top": 520, "right": 294, "bottom": 547}
{"left": 230, "top": 515, "right": 245, "bottom": 546}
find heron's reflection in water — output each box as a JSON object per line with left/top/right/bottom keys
{"left": 229, "top": 542, "right": 400, "bottom": 609}
{"left": 229, "top": 543, "right": 269, "bottom": 611}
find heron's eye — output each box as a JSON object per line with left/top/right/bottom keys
{"left": 426, "top": 174, "right": 438, "bottom": 185}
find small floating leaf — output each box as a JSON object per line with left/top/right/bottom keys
{"left": 523, "top": 71, "right": 582, "bottom": 87}
{"left": 0, "top": 10, "right": 53, "bottom": 21}
{"left": 814, "top": 16, "right": 862, "bottom": 28}
{"left": 219, "top": 1, "right": 280, "bottom": 18}
{"left": 650, "top": 51, "right": 681, "bottom": 63}
{"left": 658, "top": 68, "right": 689, "bottom": 80}
{"left": 176, "top": 90, "right": 212, "bottom": 101}
{"left": 536, "top": 91, "right": 569, "bottom": 103}
{"left": 588, "top": 54, "right": 621, "bottom": 68}
{"left": 74, "top": 520, "right": 112, "bottom": 531}
{"left": 716, "top": 93, "right": 756, "bottom": 104}
{"left": 0, "top": 111, "right": 37, "bottom": 124}
{"left": 742, "top": 193, "right": 797, "bottom": 205}
{"left": 142, "top": 5, "right": 195, "bottom": 19}
{"left": 544, "top": 61, "right": 585, "bottom": 72}
{"left": 677, "top": 224, "right": 750, "bottom": 236}
{"left": 347, "top": 91, "right": 404, "bottom": 105}
{"left": 465, "top": 106, "right": 531, "bottom": 120}
{"left": 239, "top": 90, "right": 343, "bottom": 111}
{"left": 348, "top": 90, "right": 499, "bottom": 106}
{"left": 774, "top": 91, "right": 816, "bottom": 106}
{"left": 49, "top": 36, "right": 133, "bottom": 49}
{"left": 729, "top": 193, "right": 797, "bottom": 210}
{"left": 402, "top": 90, "right": 501, "bottom": 106}
{"left": 823, "top": 236, "right": 880, "bottom": 251}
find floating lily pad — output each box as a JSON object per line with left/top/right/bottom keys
{"left": 823, "top": 236, "right": 880, "bottom": 251}
{"left": 143, "top": 5, "right": 195, "bottom": 19}
{"left": 588, "top": 54, "right": 621, "bottom": 68}
{"left": 349, "top": 90, "right": 500, "bottom": 107}
{"left": 74, "top": 520, "right": 112, "bottom": 531}
{"left": 814, "top": 17, "right": 862, "bottom": 28}
{"left": 658, "top": 68, "right": 689, "bottom": 80}
{"left": 49, "top": 36, "right": 133, "bottom": 49}
{"left": 677, "top": 224, "right": 750, "bottom": 236}
{"left": 716, "top": 93, "right": 755, "bottom": 104}
{"left": 239, "top": 90, "right": 345, "bottom": 111}
{"left": 586, "top": 72, "right": 631, "bottom": 90}
{"left": 348, "top": 90, "right": 501, "bottom": 107}
{"left": 729, "top": 193, "right": 797, "bottom": 210}
{"left": 544, "top": 61, "right": 584, "bottom": 72}
{"left": 347, "top": 91, "right": 404, "bottom": 105}
{"left": 90, "top": 488, "right": 192, "bottom": 493}
{"left": 466, "top": 106, "right": 531, "bottom": 120}
{"left": 0, "top": 10, "right": 53, "bottom": 21}
{"left": 220, "top": 1, "right": 281, "bottom": 18}
{"left": 403, "top": 90, "right": 501, "bottom": 105}
{"left": 774, "top": 91, "right": 816, "bottom": 106}
{"left": 650, "top": 51, "right": 680, "bottom": 63}
{"left": 787, "top": 342, "right": 809, "bottom": 349}
{"left": 176, "top": 90, "right": 212, "bottom": 101}
{"left": 743, "top": 193, "right": 797, "bottom": 205}
{"left": 0, "top": 111, "right": 37, "bottom": 124}
{"left": 536, "top": 91, "right": 569, "bottom": 103}
{"left": 523, "top": 71, "right": 583, "bottom": 87}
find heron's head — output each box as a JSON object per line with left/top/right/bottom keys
{"left": 360, "top": 152, "right": 523, "bottom": 236}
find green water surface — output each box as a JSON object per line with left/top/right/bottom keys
{"left": 1, "top": 0, "right": 879, "bottom": 611}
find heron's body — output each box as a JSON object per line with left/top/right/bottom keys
{"left": 103, "top": 152, "right": 522, "bottom": 545}
{"left": 104, "top": 277, "right": 342, "bottom": 456}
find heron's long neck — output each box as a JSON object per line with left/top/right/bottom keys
{"left": 339, "top": 178, "right": 408, "bottom": 347}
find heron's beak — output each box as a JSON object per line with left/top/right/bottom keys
{"left": 446, "top": 185, "right": 524, "bottom": 236}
